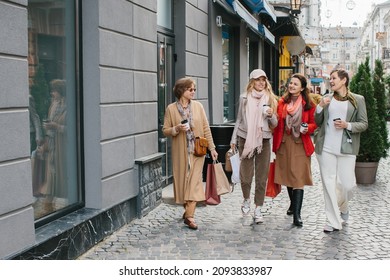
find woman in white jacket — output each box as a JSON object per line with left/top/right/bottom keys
{"left": 230, "top": 69, "right": 278, "bottom": 224}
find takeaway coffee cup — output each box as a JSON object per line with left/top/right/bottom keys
{"left": 262, "top": 104, "right": 270, "bottom": 115}
{"left": 300, "top": 122, "right": 308, "bottom": 133}
{"left": 181, "top": 119, "right": 190, "bottom": 131}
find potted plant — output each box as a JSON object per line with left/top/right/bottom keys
{"left": 350, "top": 58, "right": 386, "bottom": 184}
{"left": 372, "top": 59, "right": 390, "bottom": 156}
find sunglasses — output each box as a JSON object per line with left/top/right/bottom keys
{"left": 187, "top": 88, "right": 196, "bottom": 92}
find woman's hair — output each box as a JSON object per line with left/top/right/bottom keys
{"left": 50, "top": 79, "right": 66, "bottom": 97}
{"left": 282, "top": 73, "right": 312, "bottom": 110}
{"left": 173, "top": 77, "right": 196, "bottom": 99}
{"left": 330, "top": 69, "right": 349, "bottom": 88}
{"left": 246, "top": 77, "right": 278, "bottom": 111}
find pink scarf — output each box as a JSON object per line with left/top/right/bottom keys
{"left": 285, "top": 95, "right": 303, "bottom": 138}
{"left": 241, "top": 90, "right": 267, "bottom": 159}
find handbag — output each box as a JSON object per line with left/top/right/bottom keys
{"left": 230, "top": 150, "right": 240, "bottom": 184}
{"left": 266, "top": 160, "right": 281, "bottom": 198}
{"left": 205, "top": 163, "right": 221, "bottom": 205}
{"left": 194, "top": 136, "right": 208, "bottom": 157}
{"left": 213, "top": 160, "right": 231, "bottom": 195}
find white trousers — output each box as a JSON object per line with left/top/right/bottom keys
{"left": 316, "top": 151, "right": 356, "bottom": 229}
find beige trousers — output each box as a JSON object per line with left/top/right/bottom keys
{"left": 183, "top": 201, "right": 197, "bottom": 218}
{"left": 237, "top": 137, "right": 271, "bottom": 207}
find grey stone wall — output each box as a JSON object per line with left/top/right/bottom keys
{"left": 135, "top": 153, "right": 164, "bottom": 218}
{"left": 0, "top": 0, "right": 36, "bottom": 259}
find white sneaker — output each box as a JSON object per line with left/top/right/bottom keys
{"left": 241, "top": 199, "right": 251, "bottom": 216}
{"left": 341, "top": 211, "right": 349, "bottom": 223}
{"left": 254, "top": 206, "right": 264, "bottom": 224}
{"left": 323, "top": 225, "right": 339, "bottom": 233}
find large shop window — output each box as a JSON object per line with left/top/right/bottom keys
{"left": 222, "top": 24, "right": 235, "bottom": 123}
{"left": 28, "top": 0, "right": 80, "bottom": 221}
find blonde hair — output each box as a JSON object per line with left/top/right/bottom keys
{"left": 246, "top": 78, "right": 278, "bottom": 111}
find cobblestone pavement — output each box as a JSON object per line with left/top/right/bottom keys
{"left": 79, "top": 149, "right": 390, "bottom": 260}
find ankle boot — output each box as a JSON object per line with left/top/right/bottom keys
{"left": 293, "top": 189, "right": 304, "bottom": 227}
{"left": 286, "top": 187, "right": 293, "bottom": 215}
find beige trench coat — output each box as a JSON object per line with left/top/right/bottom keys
{"left": 162, "top": 100, "right": 215, "bottom": 204}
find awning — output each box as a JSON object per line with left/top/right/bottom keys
{"left": 231, "top": 0, "right": 275, "bottom": 45}
{"left": 213, "top": 0, "right": 235, "bottom": 14}
{"left": 311, "top": 78, "right": 324, "bottom": 84}
{"left": 232, "top": 0, "right": 259, "bottom": 32}
{"left": 242, "top": 0, "right": 277, "bottom": 23}
{"left": 269, "top": 8, "right": 302, "bottom": 37}
{"left": 258, "top": 24, "right": 275, "bottom": 45}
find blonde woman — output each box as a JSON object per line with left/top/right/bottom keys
{"left": 230, "top": 69, "right": 278, "bottom": 224}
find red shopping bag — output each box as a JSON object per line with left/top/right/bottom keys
{"left": 205, "top": 163, "right": 221, "bottom": 205}
{"left": 266, "top": 161, "right": 281, "bottom": 198}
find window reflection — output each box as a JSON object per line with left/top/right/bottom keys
{"left": 28, "top": 0, "right": 78, "bottom": 220}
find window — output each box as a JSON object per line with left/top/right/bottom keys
{"left": 28, "top": 0, "right": 81, "bottom": 221}
{"left": 222, "top": 24, "right": 235, "bottom": 122}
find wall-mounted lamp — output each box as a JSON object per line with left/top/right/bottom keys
{"left": 290, "top": 0, "right": 302, "bottom": 16}
{"left": 216, "top": 15, "right": 222, "bottom": 27}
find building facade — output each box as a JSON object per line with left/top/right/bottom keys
{"left": 1, "top": 0, "right": 303, "bottom": 259}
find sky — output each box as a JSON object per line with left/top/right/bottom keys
{"left": 320, "top": 0, "right": 388, "bottom": 27}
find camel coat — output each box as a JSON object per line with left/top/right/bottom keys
{"left": 163, "top": 101, "right": 216, "bottom": 204}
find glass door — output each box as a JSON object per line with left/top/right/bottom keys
{"left": 157, "top": 35, "right": 174, "bottom": 184}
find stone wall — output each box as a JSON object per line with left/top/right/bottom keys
{"left": 135, "top": 153, "right": 164, "bottom": 217}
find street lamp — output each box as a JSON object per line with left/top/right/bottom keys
{"left": 290, "top": 0, "right": 302, "bottom": 16}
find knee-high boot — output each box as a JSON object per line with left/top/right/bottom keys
{"left": 293, "top": 189, "right": 304, "bottom": 227}
{"left": 286, "top": 187, "right": 293, "bottom": 215}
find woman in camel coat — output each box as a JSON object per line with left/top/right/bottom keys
{"left": 163, "top": 77, "right": 218, "bottom": 230}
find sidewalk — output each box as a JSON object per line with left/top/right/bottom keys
{"left": 79, "top": 152, "right": 390, "bottom": 260}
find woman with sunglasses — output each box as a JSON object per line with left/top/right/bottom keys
{"left": 163, "top": 77, "right": 218, "bottom": 230}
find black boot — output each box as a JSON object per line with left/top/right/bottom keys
{"left": 293, "top": 189, "right": 304, "bottom": 227}
{"left": 286, "top": 187, "right": 293, "bottom": 215}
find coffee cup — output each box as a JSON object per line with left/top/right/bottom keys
{"left": 181, "top": 119, "right": 190, "bottom": 131}
{"left": 262, "top": 104, "right": 270, "bottom": 115}
{"left": 300, "top": 122, "right": 308, "bottom": 133}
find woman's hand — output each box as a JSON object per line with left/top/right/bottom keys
{"left": 230, "top": 143, "right": 236, "bottom": 150}
{"left": 333, "top": 119, "right": 347, "bottom": 130}
{"left": 319, "top": 95, "right": 331, "bottom": 108}
{"left": 210, "top": 149, "right": 218, "bottom": 161}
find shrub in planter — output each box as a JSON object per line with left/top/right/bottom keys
{"left": 350, "top": 58, "right": 384, "bottom": 163}
{"left": 372, "top": 59, "right": 390, "bottom": 157}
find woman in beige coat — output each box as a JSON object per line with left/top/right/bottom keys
{"left": 163, "top": 77, "right": 218, "bottom": 230}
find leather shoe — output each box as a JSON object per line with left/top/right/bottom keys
{"left": 184, "top": 218, "right": 198, "bottom": 230}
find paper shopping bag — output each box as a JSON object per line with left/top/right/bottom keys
{"left": 205, "top": 163, "right": 220, "bottom": 205}
{"left": 213, "top": 161, "right": 231, "bottom": 195}
{"left": 225, "top": 149, "right": 233, "bottom": 172}
{"left": 266, "top": 161, "right": 281, "bottom": 198}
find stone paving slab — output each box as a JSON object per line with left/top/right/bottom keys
{"left": 79, "top": 150, "right": 390, "bottom": 260}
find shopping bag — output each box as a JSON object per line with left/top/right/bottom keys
{"left": 205, "top": 163, "right": 221, "bottom": 205}
{"left": 225, "top": 149, "right": 233, "bottom": 172}
{"left": 230, "top": 151, "right": 240, "bottom": 184}
{"left": 266, "top": 161, "right": 281, "bottom": 198}
{"left": 213, "top": 161, "right": 231, "bottom": 195}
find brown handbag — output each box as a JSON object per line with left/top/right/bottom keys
{"left": 194, "top": 136, "right": 208, "bottom": 157}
